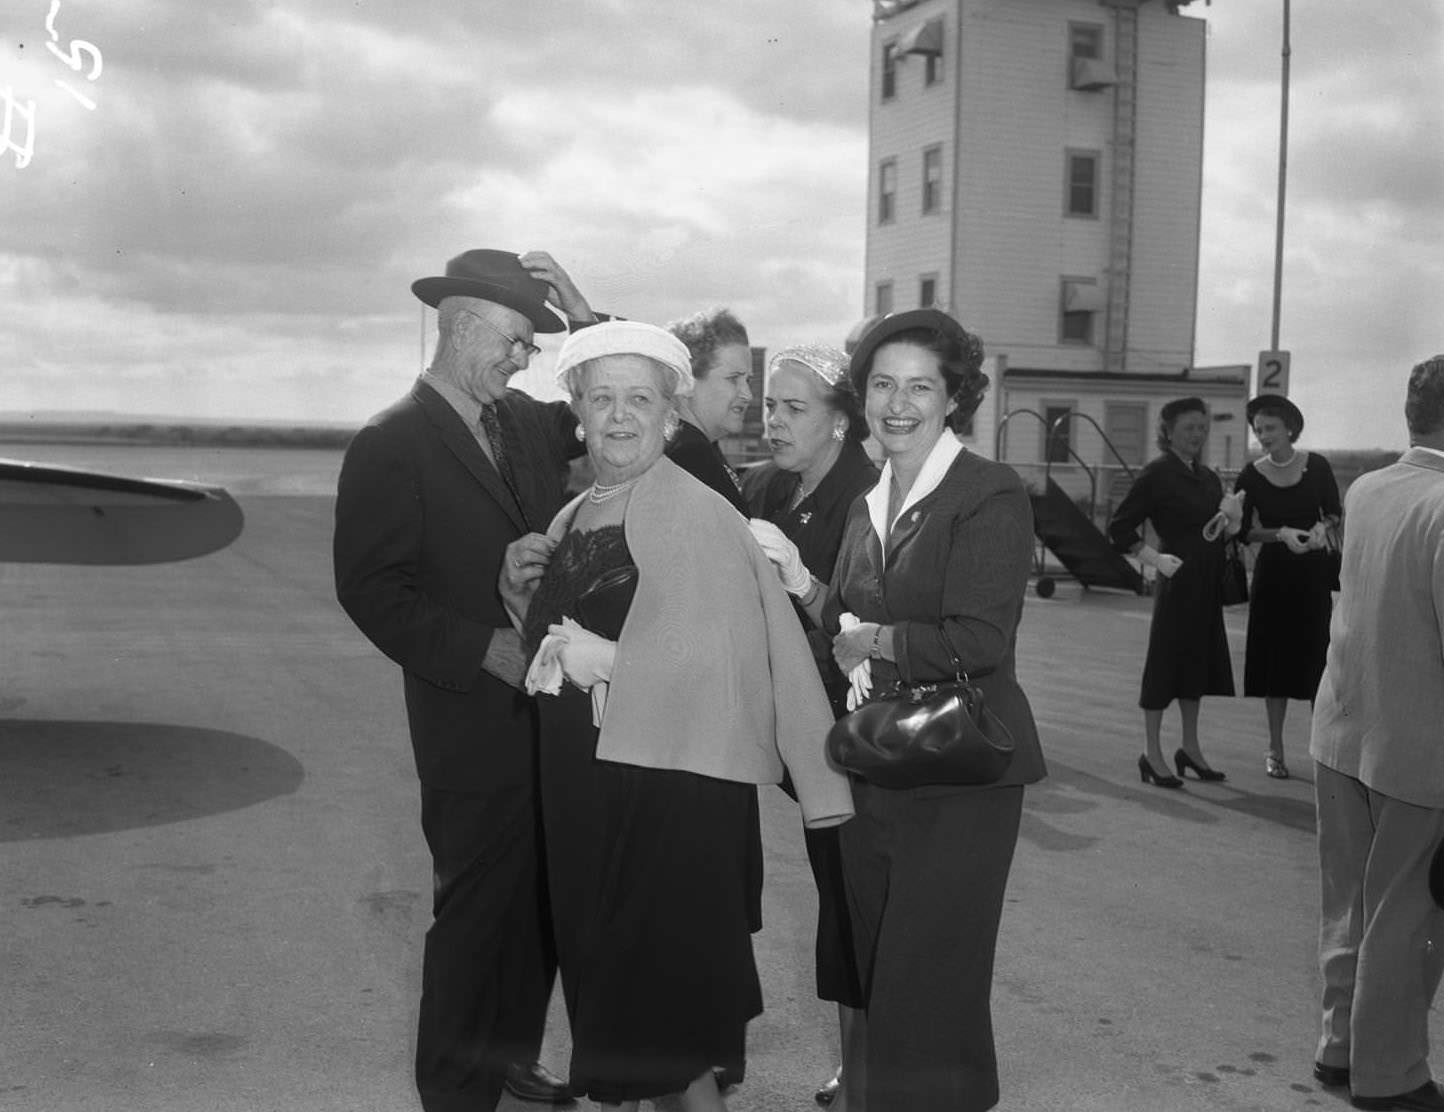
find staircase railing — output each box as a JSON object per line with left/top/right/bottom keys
{"left": 995, "top": 408, "right": 1146, "bottom": 588}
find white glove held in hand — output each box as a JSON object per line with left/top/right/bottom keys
{"left": 1278, "top": 527, "right": 1313, "bottom": 555}
{"left": 546, "top": 618, "right": 617, "bottom": 690}
{"left": 1138, "top": 545, "right": 1183, "bottom": 579}
{"left": 748, "top": 518, "right": 812, "bottom": 596}
{"left": 839, "top": 613, "right": 873, "bottom": 711}
{"left": 1307, "top": 521, "right": 1337, "bottom": 551}
{"left": 1220, "top": 492, "right": 1244, "bottom": 536}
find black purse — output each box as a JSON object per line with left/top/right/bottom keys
{"left": 574, "top": 564, "right": 638, "bottom": 641}
{"left": 825, "top": 628, "right": 1015, "bottom": 789}
{"left": 1220, "top": 538, "right": 1249, "bottom": 607}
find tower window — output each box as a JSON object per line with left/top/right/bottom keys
{"left": 1069, "top": 23, "right": 1104, "bottom": 61}
{"left": 881, "top": 40, "right": 898, "bottom": 101}
{"left": 1066, "top": 150, "right": 1099, "bottom": 217}
{"left": 876, "top": 281, "right": 895, "bottom": 316}
{"left": 922, "top": 145, "right": 943, "bottom": 214}
{"left": 878, "top": 159, "right": 897, "bottom": 224}
{"left": 919, "top": 273, "right": 938, "bottom": 308}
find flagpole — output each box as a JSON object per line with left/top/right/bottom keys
{"left": 1269, "top": 0, "right": 1291, "bottom": 352}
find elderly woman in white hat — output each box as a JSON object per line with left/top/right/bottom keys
{"left": 503, "top": 320, "right": 853, "bottom": 1112}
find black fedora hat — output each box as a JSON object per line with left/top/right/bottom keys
{"left": 1431, "top": 838, "right": 1444, "bottom": 910}
{"left": 1246, "top": 393, "right": 1305, "bottom": 436}
{"left": 411, "top": 249, "right": 565, "bottom": 333}
{"left": 847, "top": 308, "right": 976, "bottom": 391}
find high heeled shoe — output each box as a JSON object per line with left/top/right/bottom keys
{"left": 1265, "top": 754, "right": 1290, "bottom": 779}
{"left": 1138, "top": 754, "right": 1183, "bottom": 789}
{"left": 1174, "top": 748, "right": 1226, "bottom": 782}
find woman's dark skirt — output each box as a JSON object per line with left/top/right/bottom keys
{"left": 539, "top": 688, "right": 763, "bottom": 1103}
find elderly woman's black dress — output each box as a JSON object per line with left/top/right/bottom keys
{"left": 1234, "top": 452, "right": 1341, "bottom": 700}
{"left": 523, "top": 524, "right": 762, "bottom": 1103}
{"left": 1108, "top": 452, "right": 1235, "bottom": 708}
{"left": 742, "top": 437, "right": 878, "bottom": 1008}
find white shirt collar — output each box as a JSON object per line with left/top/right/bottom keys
{"left": 864, "top": 433, "right": 964, "bottom": 562}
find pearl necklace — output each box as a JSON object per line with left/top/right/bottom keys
{"left": 1258, "top": 449, "right": 1299, "bottom": 469}
{"left": 587, "top": 478, "right": 638, "bottom": 504}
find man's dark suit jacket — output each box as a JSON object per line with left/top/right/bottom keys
{"left": 334, "top": 378, "right": 577, "bottom": 790}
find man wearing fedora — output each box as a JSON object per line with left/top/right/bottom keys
{"left": 335, "top": 249, "right": 595, "bottom": 1110}
{"left": 1309, "top": 355, "right": 1444, "bottom": 1111}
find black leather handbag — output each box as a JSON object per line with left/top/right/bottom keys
{"left": 825, "top": 628, "right": 1015, "bottom": 789}
{"left": 1220, "top": 539, "right": 1249, "bottom": 607}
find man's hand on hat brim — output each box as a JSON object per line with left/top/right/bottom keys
{"left": 520, "top": 251, "right": 596, "bottom": 324}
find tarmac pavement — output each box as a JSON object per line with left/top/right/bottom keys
{"left": 0, "top": 484, "right": 1405, "bottom": 1111}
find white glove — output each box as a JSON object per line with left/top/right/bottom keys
{"left": 1138, "top": 545, "right": 1183, "bottom": 579}
{"left": 1202, "top": 492, "right": 1244, "bottom": 542}
{"left": 524, "top": 634, "right": 566, "bottom": 696}
{"left": 748, "top": 518, "right": 813, "bottom": 597}
{"left": 839, "top": 613, "right": 873, "bottom": 711}
{"left": 547, "top": 617, "right": 616, "bottom": 690}
{"left": 1307, "top": 521, "right": 1336, "bottom": 551}
{"left": 1278, "top": 527, "right": 1313, "bottom": 555}
{"left": 1220, "top": 492, "right": 1244, "bottom": 536}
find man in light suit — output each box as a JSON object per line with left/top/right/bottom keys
{"left": 334, "top": 249, "right": 593, "bottom": 1111}
{"left": 1309, "top": 354, "right": 1444, "bottom": 1112}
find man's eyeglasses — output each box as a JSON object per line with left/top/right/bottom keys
{"left": 459, "top": 308, "right": 541, "bottom": 358}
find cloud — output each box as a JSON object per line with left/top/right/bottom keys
{"left": 1194, "top": 1, "right": 1444, "bottom": 447}
{"left": 0, "top": 0, "right": 1436, "bottom": 447}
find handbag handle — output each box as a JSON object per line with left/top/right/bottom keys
{"left": 936, "top": 623, "right": 993, "bottom": 685}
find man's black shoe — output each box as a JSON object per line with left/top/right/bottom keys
{"left": 503, "top": 1062, "right": 574, "bottom": 1105}
{"left": 1315, "top": 1061, "right": 1350, "bottom": 1088}
{"left": 1352, "top": 1081, "right": 1444, "bottom": 1111}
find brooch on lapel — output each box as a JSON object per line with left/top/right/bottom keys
{"left": 799, "top": 511, "right": 813, "bottom": 525}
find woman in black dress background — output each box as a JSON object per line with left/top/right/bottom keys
{"left": 1108, "top": 396, "right": 1235, "bottom": 788}
{"left": 742, "top": 343, "right": 877, "bottom": 1109}
{"left": 1234, "top": 394, "right": 1341, "bottom": 779}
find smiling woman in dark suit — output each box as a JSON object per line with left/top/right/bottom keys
{"left": 797, "top": 309, "right": 1046, "bottom": 1112}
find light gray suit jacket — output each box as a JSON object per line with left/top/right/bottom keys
{"left": 1310, "top": 447, "right": 1444, "bottom": 807}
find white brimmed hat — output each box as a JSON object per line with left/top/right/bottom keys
{"left": 555, "top": 320, "right": 694, "bottom": 397}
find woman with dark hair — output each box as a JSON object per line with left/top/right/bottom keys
{"left": 1234, "top": 394, "right": 1341, "bottom": 778}
{"left": 1108, "top": 396, "right": 1236, "bottom": 788}
{"left": 742, "top": 344, "right": 877, "bottom": 1109}
{"left": 665, "top": 307, "right": 754, "bottom": 513}
{"left": 766, "top": 309, "right": 1046, "bottom": 1111}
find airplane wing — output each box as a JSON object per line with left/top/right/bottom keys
{"left": 0, "top": 458, "right": 244, "bottom": 564}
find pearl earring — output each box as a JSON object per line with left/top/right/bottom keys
{"left": 575, "top": 425, "right": 586, "bottom": 443}
{"left": 832, "top": 425, "right": 846, "bottom": 442}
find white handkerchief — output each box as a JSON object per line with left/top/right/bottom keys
{"left": 524, "top": 633, "right": 566, "bottom": 696}
{"left": 840, "top": 612, "right": 872, "bottom": 711}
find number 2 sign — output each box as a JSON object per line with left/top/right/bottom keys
{"left": 1257, "top": 350, "right": 1291, "bottom": 396}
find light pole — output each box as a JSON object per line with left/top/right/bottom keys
{"left": 1269, "top": 0, "right": 1291, "bottom": 352}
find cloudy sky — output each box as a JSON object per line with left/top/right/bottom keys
{"left": 2, "top": 0, "right": 1439, "bottom": 448}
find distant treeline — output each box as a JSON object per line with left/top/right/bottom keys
{"left": 0, "top": 422, "right": 356, "bottom": 448}
{"left": 1315, "top": 448, "right": 1404, "bottom": 495}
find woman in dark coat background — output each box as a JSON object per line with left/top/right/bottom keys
{"left": 743, "top": 343, "right": 877, "bottom": 1109}
{"left": 1108, "top": 396, "right": 1235, "bottom": 788}
{"left": 771, "top": 308, "right": 1045, "bottom": 1111}
{"left": 1234, "top": 393, "right": 1341, "bottom": 778}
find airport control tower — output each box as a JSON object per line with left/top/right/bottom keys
{"left": 862, "top": 0, "right": 1249, "bottom": 477}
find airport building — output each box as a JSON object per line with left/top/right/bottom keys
{"left": 861, "top": 0, "right": 1249, "bottom": 517}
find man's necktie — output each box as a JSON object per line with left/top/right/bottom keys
{"left": 479, "top": 404, "right": 529, "bottom": 528}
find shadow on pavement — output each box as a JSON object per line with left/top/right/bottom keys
{"left": 0, "top": 718, "right": 304, "bottom": 842}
